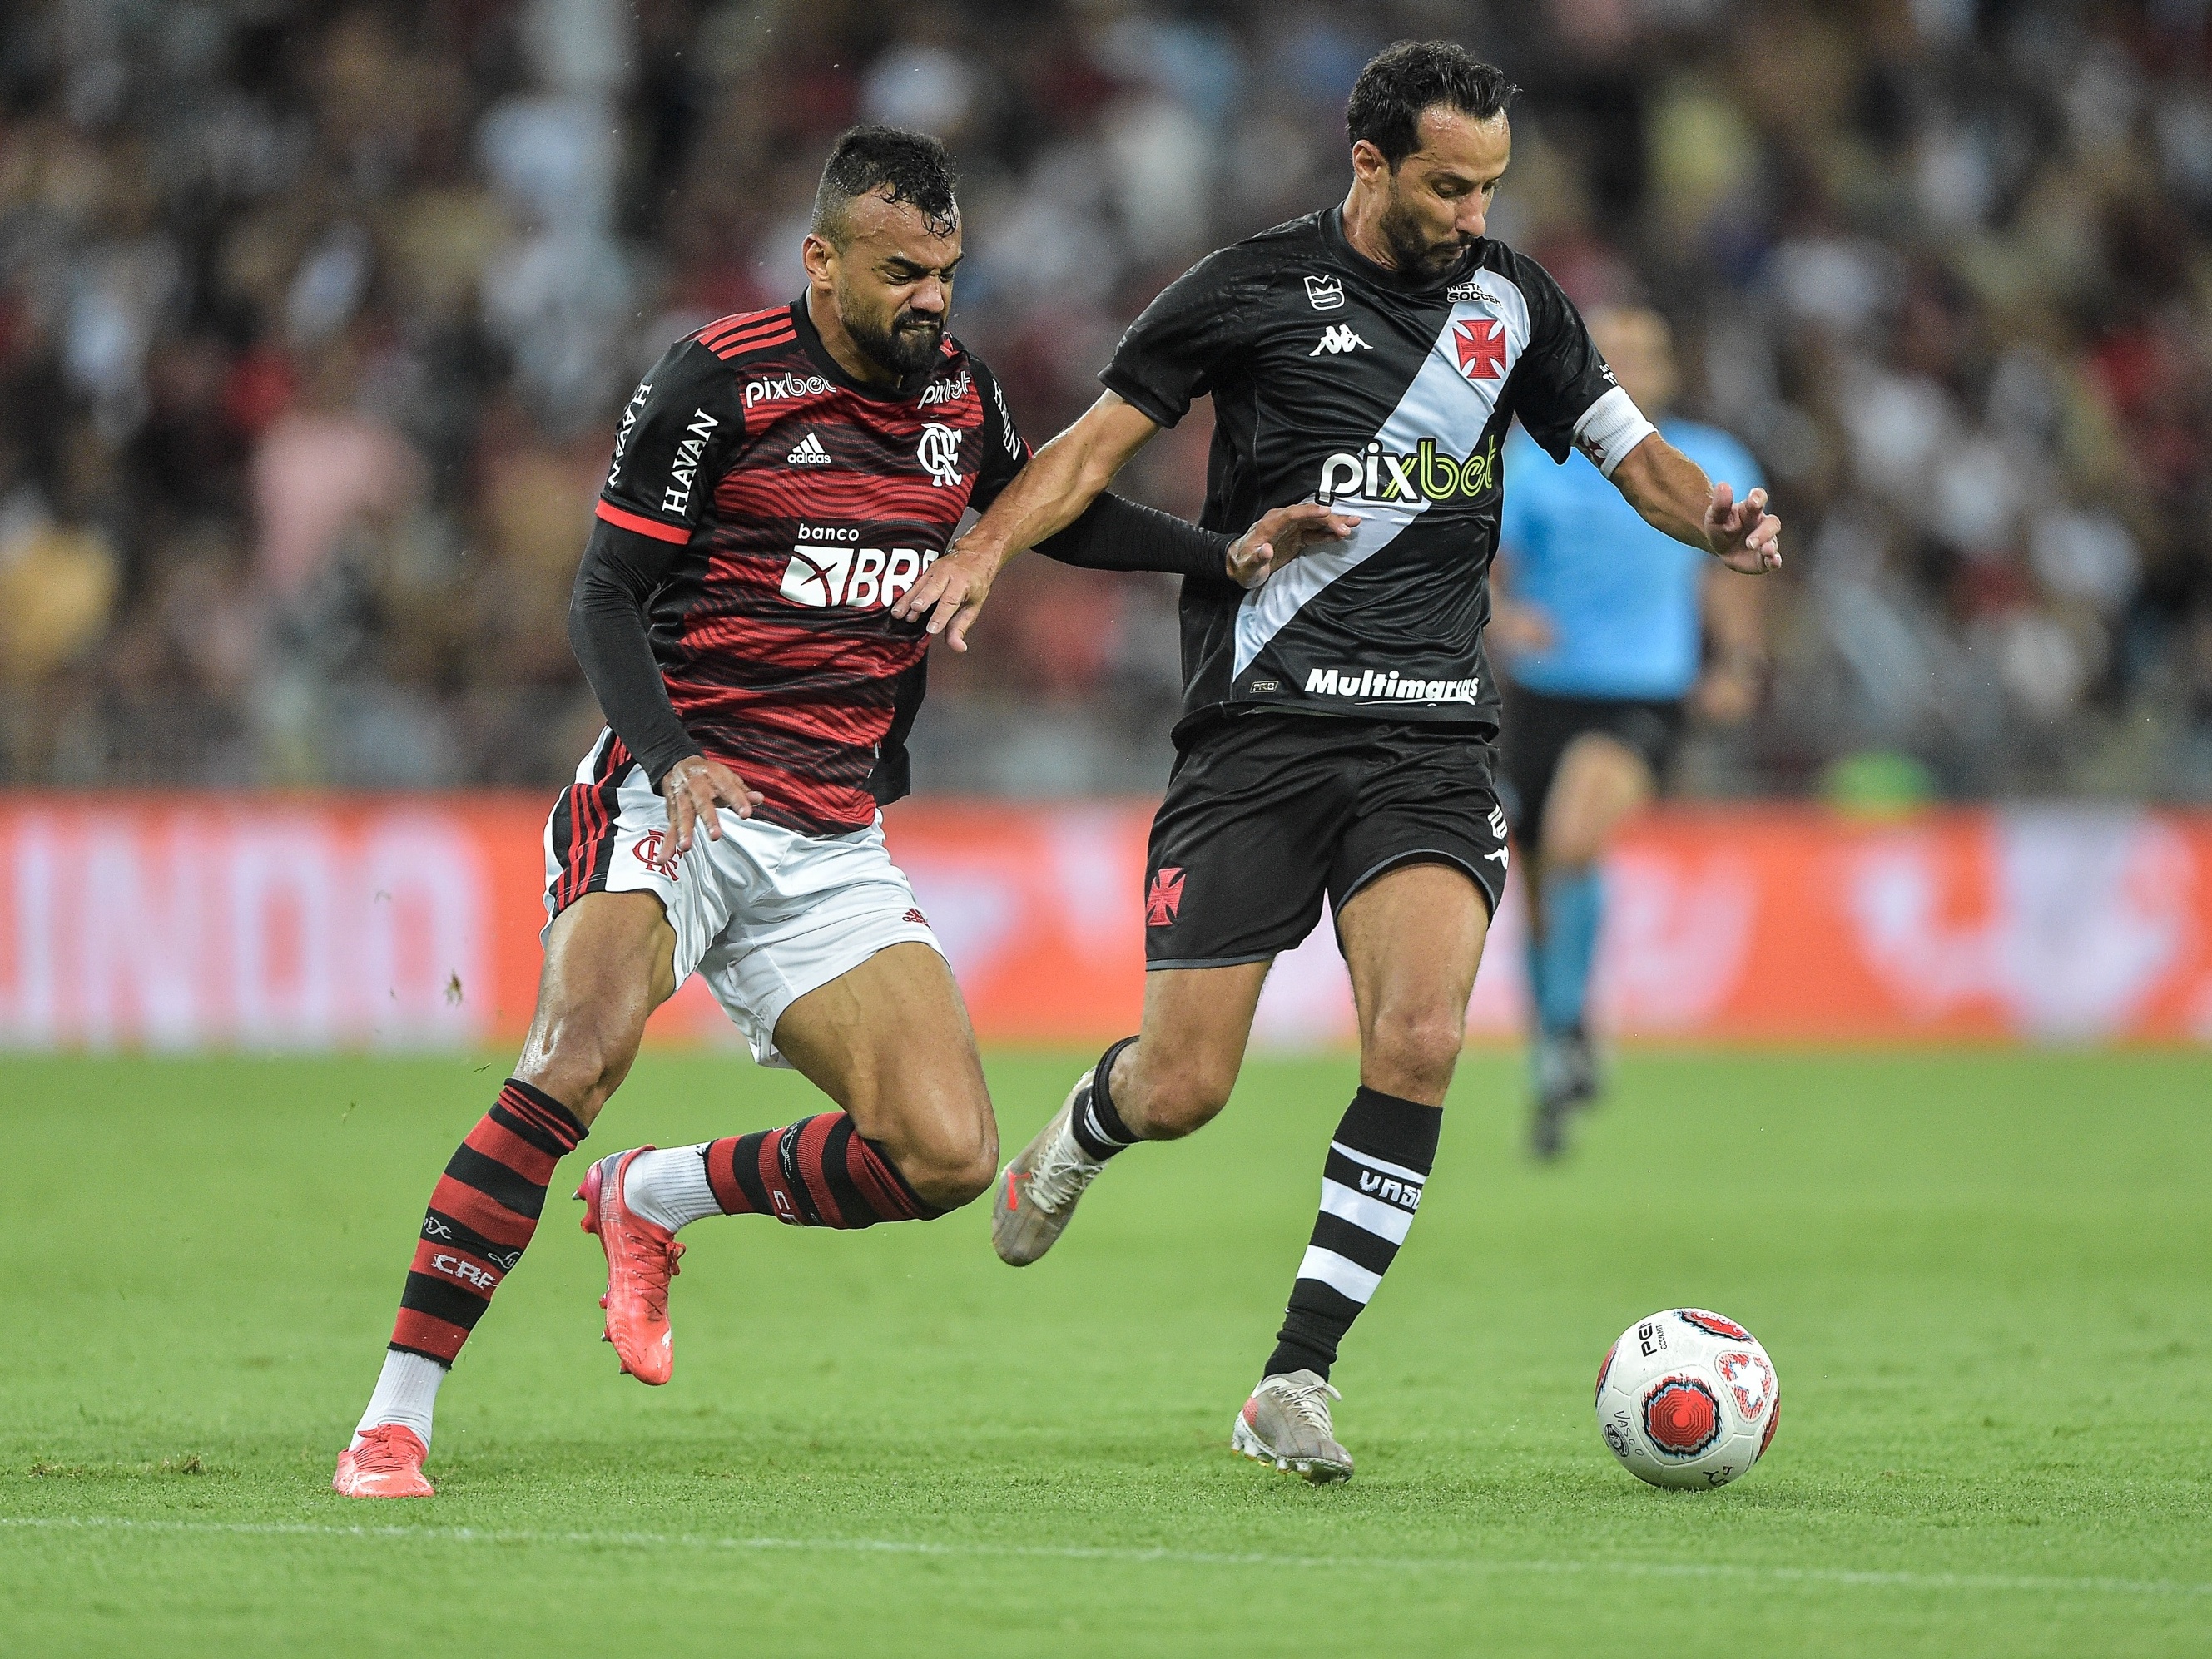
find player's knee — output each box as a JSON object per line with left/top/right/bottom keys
{"left": 1133, "top": 1063, "right": 1236, "bottom": 1140}
{"left": 1363, "top": 1005, "right": 1466, "bottom": 1100}
{"left": 516, "top": 1020, "right": 639, "bottom": 1126}
{"left": 899, "top": 1140, "right": 997, "bottom": 1211}
{"left": 890, "top": 1107, "right": 998, "bottom": 1211}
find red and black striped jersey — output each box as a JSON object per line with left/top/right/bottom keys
{"left": 593, "top": 298, "right": 1028, "bottom": 834}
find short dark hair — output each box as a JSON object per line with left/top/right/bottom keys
{"left": 1346, "top": 42, "right": 1518, "bottom": 168}
{"left": 811, "top": 124, "right": 960, "bottom": 244}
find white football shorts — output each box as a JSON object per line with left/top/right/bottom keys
{"left": 543, "top": 731, "right": 942, "bottom": 1067}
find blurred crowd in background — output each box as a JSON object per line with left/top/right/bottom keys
{"left": 3, "top": 0, "right": 2212, "bottom": 800}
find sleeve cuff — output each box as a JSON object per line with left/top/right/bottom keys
{"left": 1571, "top": 386, "right": 1658, "bottom": 478}
{"left": 596, "top": 499, "right": 692, "bottom": 544}
{"left": 1097, "top": 369, "right": 1186, "bottom": 431}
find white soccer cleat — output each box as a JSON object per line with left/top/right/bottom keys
{"left": 989, "top": 1072, "right": 1110, "bottom": 1266}
{"left": 1232, "top": 1369, "right": 1354, "bottom": 1484}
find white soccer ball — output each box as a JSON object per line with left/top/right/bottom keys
{"left": 1595, "top": 1308, "right": 1779, "bottom": 1490}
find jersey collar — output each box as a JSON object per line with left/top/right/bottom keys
{"left": 791, "top": 295, "right": 943, "bottom": 403}
{"left": 1318, "top": 205, "right": 1483, "bottom": 295}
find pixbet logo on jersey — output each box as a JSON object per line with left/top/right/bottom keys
{"left": 780, "top": 528, "right": 942, "bottom": 610}
{"left": 1317, "top": 434, "right": 1499, "bottom": 504}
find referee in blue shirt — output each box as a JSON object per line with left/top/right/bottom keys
{"left": 1493, "top": 305, "right": 1768, "bottom": 1157}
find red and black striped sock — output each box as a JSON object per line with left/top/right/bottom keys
{"left": 389, "top": 1079, "right": 588, "bottom": 1365}
{"left": 702, "top": 1113, "right": 941, "bottom": 1229}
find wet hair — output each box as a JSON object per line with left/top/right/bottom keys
{"left": 810, "top": 124, "right": 960, "bottom": 245}
{"left": 1346, "top": 42, "right": 1519, "bottom": 168}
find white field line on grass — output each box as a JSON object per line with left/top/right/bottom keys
{"left": 2, "top": 1513, "right": 2206, "bottom": 1600}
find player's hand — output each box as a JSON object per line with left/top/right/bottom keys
{"left": 1487, "top": 597, "right": 1555, "bottom": 656}
{"left": 659, "top": 755, "right": 764, "bottom": 861}
{"left": 890, "top": 543, "right": 1002, "bottom": 652}
{"left": 1224, "top": 503, "right": 1360, "bottom": 590}
{"left": 1705, "top": 482, "right": 1782, "bottom": 575}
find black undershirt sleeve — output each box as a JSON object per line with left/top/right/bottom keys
{"left": 1035, "top": 491, "right": 1232, "bottom": 582}
{"left": 567, "top": 518, "right": 702, "bottom": 790}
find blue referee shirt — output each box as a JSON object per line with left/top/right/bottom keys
{"left": 1499, "top": 418, "right": 1763, "bottom": 701}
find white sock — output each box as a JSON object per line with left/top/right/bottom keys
{"left": 353, "top": 1349, "right": 445, "bottom": 1451}
{"left": 622, "top": 1143, "right": 723, "bottom": 1232}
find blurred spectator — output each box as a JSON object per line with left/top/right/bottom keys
{"left": 5, "top": 0, "right": 2212, "bottom": 801}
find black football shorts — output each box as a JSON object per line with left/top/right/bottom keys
{"left": 1500, "top": 685, "right": 1685, "bottom": 850}
{"left": 1142, "top": 711, "right": 1509, "bottom": 969}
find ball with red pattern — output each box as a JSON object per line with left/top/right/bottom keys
{"left": 1595, "top": 1308, "right": 1780, "bottom": 1490}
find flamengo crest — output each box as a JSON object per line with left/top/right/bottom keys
{"left": 918, "top": 422, "right": 963, "bottom": 487}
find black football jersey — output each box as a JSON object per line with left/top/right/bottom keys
{"left": 1102, "top": 205, "right": 1639, "bottom": 737}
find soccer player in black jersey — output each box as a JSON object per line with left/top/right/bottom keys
{"left": 895, "top": 43, "right": 1783, "bottom": 1483}
{"left": 333, "top": 125, "right": 1348, "bottom": 1499}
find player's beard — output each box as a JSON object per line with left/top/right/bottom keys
{"left": 1377, "top": 182, "right": 1475, "bottom": 280}
{"left": 846, "top": 301, "right": 945, "bottom": 378}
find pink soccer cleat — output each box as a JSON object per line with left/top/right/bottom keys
{"left": 332, "top": 1424, "right": 434, "bottom": 1498}
{"left": 578, "top": 1147, "right": 685, "bottom": 1386}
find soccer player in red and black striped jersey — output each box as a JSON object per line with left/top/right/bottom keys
{"left": 334, "top": 125, "right": 1352, "bottom": 1498}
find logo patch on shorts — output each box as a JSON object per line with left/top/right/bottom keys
{"left": 1145, "top": 867, "right": 1185, "bottom": 928}
{"left": 902, "top": 907, "right": 928, "bottom": 925}
{"left": 633, "top": 831, "right": 678, "bottom": 879}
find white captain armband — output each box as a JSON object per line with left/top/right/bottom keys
{"left": 1570, "top": 385, "right": 1657, "bottom": 478}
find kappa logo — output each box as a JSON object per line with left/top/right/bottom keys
{"left": 661, "top": 407, "right": 719, "bottom": 513}
{"left": 1310, "top": 324, "right": 1371, "bottom": 356}
{"left": 1304, "top": 273, "right": 1345, "bottom": 310}
{"left": 1145, "top": 866, "right": 1185, "bottom": 927}
{"left": 786, "top": 430, "right": 833, "bottom": 466}
{"left": 917, "top": 421, "right": 963, "bottom": 487}
{"left": 1453, "top": 317, "right": 1508, "bottom": 381}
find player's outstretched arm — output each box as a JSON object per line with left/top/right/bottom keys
{"left": 1036, "top": 495, "right": 1359, "bottom": 589}
{"left": 890, "top": 391, "right": 1163, "bottom": 651}
{"left": 1606, "top": 435, "right": 1782, "bottom": 576}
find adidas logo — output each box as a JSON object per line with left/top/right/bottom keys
{"left": 786, "top": 431, "right": 833, "bottom": 466}
{"left": 1310, "top": 324, "right": 1371, "bottom": 356}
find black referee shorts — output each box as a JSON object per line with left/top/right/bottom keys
{"left": 1500, "top": 685, "right": 1685, "bottom": 851}
{"left": 1142, "top": 711, "right": 1509, "bottom": 969}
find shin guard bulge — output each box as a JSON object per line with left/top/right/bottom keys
{"left": 389, "top": 1079, "right": 588, "bottom": 1364}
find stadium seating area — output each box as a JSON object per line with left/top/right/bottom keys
{"left": 1, "top": 0, "right": 2209, "bottom": 799}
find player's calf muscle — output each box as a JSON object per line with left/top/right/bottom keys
{"left": 773, "top": 943, "right": 998, "bottom": 1209}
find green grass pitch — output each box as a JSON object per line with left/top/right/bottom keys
{"left": 3, "top": 1047, "right": 2210, "bottom": 1656}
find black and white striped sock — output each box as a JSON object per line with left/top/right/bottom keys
{"left": 1263, "top": 1086, "right": 1443, "bottom": 1381}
